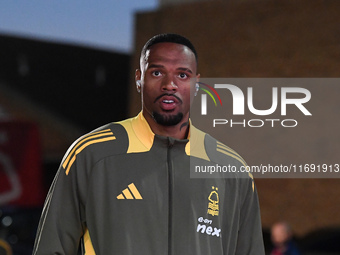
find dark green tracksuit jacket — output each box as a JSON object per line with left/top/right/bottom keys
{"left": 33, "top": 112, "right": 265, "bottom": 255}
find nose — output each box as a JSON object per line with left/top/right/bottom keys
{"left": 161, "top": 76, "right": 178, "bottom": 93}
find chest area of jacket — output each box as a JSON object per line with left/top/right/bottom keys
{"left": 86, "top": 151, "right": 241, "bottom": 229}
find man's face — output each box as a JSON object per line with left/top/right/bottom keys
{"left": 137, "top": 42, "right": 199, "bottom": 127}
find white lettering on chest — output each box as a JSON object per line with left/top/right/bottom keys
{"left": 196, "top": 217, "right": 221, "bottom": 237}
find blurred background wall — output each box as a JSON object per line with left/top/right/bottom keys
{"left": 129, "top": 0, "right": 340, "bottom": 237}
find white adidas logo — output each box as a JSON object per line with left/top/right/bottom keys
{"left": 117, "top": 183, "right": 143, "bottom": 199}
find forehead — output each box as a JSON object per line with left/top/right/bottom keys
{"left": 142, "top": 42, "right": 197, "bottom": 70}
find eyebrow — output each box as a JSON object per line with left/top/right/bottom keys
{"left": 177, "top": 67, "right": 193, "bottom": 74}
{"left": 148, "top": 64, "right": 193, "bottom": 74}
{"left": 148, "top": 64, "right": 164, "bottom": 69}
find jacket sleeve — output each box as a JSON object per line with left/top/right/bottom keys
{"left": 33, "top": 158, "right": 87, "bottom": 255}
{"left": 235, "top": 178, "right": 265, "bottom": 255}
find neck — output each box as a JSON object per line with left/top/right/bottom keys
{"left": 143, "top": 111, "right": 190, "bottom": 140}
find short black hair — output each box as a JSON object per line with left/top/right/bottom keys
{"left": 141, "top": 33, "right": 198, "bottom": 63}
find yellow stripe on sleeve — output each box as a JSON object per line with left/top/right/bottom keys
{"left": 216, "top": 148, "right": 247, "bottom": 167}
{"left": 65, "top": 136, "right": 116, "bottom": 175}
{"left": 216, "top": 141, "right": 247, "bottom": 167}
{"left": 217, "top": 142, "right": 254, "bottom": 190}
{"left": 63, "top": 129, "right": 112, "bottom": 169}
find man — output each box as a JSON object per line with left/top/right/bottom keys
{"left": 271, "top": 222, "right": 301, "bottom": 255}
{"left": 33, "top": 33, "right": 265, "bottom": 254}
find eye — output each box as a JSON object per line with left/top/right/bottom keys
{"left": 152, "top": 71, "right": 162, "bottom": 77}
{"left": 178, "top": 73, "right": 188, "bottom": 79}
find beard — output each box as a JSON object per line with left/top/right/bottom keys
{"left": 152, "top": 111, "right": 183, "bottom": 126}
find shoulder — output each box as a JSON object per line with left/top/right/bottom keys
{"left": 206, "top": 133, "right": 253, "bottom": 180}
{"left": 61, "top": 121, "right": 129, "bottom": 175}
{"left": 190, "top": 125, "right": 246, "bottom": 167}
{"left": 190, "top": 125, "right": 253, "bottom": 181}
{"left": 205, "top": 133, "right": 247, "bottom": 168}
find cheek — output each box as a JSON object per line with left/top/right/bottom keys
{"left": 141, "top": 87, "right": 151, "bottom": 103}
{"left": 142, "top": 86, "right": 159, "bottom": 105}
{"left": 182, "top": 88, "right": 195, "bottom": 108}
{"left": 181, "top": 86, "right": 191, "bottom": 97}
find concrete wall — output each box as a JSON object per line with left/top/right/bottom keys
{"left": 130, "top": 0, "right": 340, "bottom": 236}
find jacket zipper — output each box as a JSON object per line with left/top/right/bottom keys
{"left": 167, "top": 138, "right": 174, "bottom": 255}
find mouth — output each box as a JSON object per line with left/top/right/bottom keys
{"left": 156, "top": 94, "right": 181, "bottom": 111}
{"left": 162, "top": 99, "right": 175, "bottom": 104}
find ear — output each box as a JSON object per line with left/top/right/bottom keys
{"left": 135, "top": 69, "right": 142, "bottom": 93}
{"left": 195, "top": 73, "right": 201, "bottom": 96}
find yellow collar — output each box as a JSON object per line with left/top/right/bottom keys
{"left": 118, "top": 111, "right": 209, "bottom": 160}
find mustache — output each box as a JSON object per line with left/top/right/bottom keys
{"left": 154, "top": 93, "right": 182, "bottom": 103}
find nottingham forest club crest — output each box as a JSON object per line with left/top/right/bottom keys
{"left": 196, "top": 186, "right": 221, "bottom": 238}
{"left": 207, "top": 186, "right": 219, "bottom": 216}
